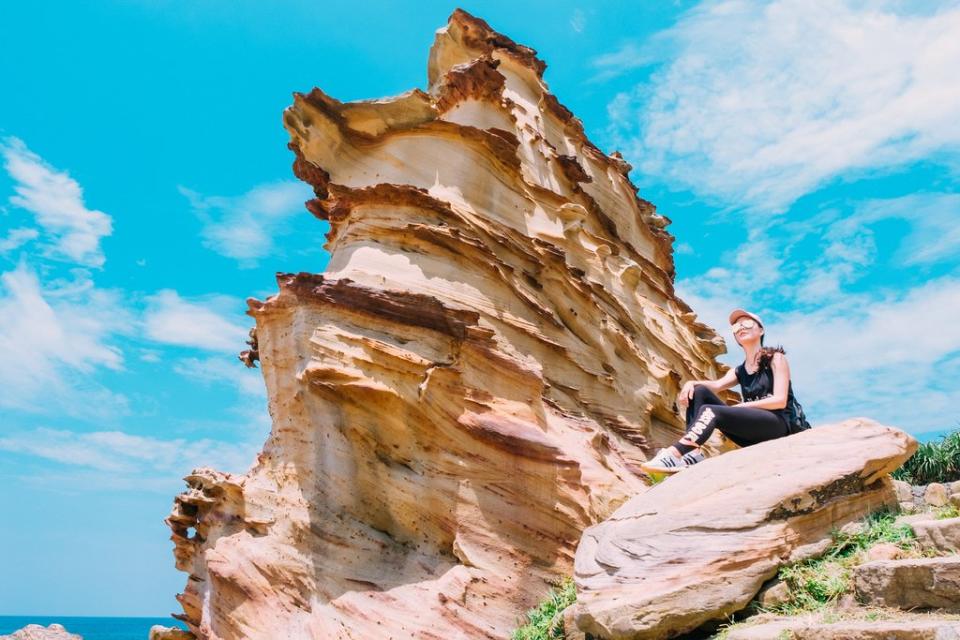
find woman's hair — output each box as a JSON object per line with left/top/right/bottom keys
{"left": 757, "top": 344, "right": 786, "bottom": 370}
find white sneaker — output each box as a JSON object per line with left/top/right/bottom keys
{"left": 641, "top": 448, "right": 687, "bottom": 474}
{"left": 680, "top": 450, "right": 705, "bottom": 466}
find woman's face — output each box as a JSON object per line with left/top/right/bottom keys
{"left": 730, "top": 316, "right": 763, "bottom": 346}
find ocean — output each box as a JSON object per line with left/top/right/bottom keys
{"left": 0, "top": 617, "right": 188, "bottom": 640}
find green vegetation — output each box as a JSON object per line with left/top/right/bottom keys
{"left": 511, "top": 577, "right": 577, "bottom": 640}
{"left": 892, "top": 428, "right": 960, "bottom": 485}
{"left": 936, "top": 504, "right": 960, "bottom": 519}
{"left": 768, "top": 509, "right": 920, "bottom": 614}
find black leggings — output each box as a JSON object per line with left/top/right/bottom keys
{"left": 681, "top": 385, "right": 789, "bottom": 448}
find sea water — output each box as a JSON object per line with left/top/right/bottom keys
{"left": 0, "top": 616, "right": 188, "bottom": 640}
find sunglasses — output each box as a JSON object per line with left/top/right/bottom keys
{"left": 731, "top": 318, "right": 759, "bottom": 332}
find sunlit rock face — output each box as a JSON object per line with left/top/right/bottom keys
{"left": 573, "top": 420, "right": 916, "bottom": 640}
{"left": 165, "top": 9, "right": 725, "bottom": 640}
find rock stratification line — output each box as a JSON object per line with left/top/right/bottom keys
{"left": 165, "top": 9, "right": 726, "bottom": 640}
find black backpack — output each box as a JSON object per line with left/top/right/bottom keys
{"left": 787, "top": 393, "right": 811, "bottom": 434}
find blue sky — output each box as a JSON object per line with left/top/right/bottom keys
{"left": 2, "top": 0, "right": 959, "bottom": 617}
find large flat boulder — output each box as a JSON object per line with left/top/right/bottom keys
{"left": 573, "top": 419, "right": 916, "bottom": 639}
{"left": 855, "top": 557, "right": 960, "bottom": 610}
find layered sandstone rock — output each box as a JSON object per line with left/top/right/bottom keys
{"left": 572, "top": 420, "right": 916, "bottom": 639}
{"left": 164, "top": 9, "right": 726, "bottom": 640}
{"left": 0, "top": 625, "right": 81, "bottom": 640}
{"left": 855, "top": 557, "right": 960, "bottom": 610}
{"left": 725, "top": 615, "right": 960, "bottom": 640}
{"left": 913, "top": 517, "right": 960, "bottom": 554}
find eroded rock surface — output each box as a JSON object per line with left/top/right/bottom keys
{"left": 726, "top": 616, "right": 960, "bottom": 640}
{"left": 164, "top": 9, "right": 727, "bottom": 640}
{"left": 573, "top": 420, "right": 916, "bottom": 639}
{"left": 0, "top": 625, "right": 81, "bottom": 640}
{"left": 855, "top": 557, "right": 960, "bottom": 611}
{"left": 913, "top": 517, "right": 960, "bottom": 554}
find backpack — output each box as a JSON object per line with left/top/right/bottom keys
{"left": 787, "top": 393, "right": 811, "bottom": 434}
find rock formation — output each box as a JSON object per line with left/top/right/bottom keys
{"left": 0, "top": 625, "right": 81, "bottom": 640}
{"left": 913, "top": 517, "right": 960, "bottom": 553}
{"left": 164, "top": 9, "right": 726, "bottom": 640}
{"left": 572, "top": 419, "right": 916, "bottom": 639}
{"left": 726, "top": 615, "right": 960, "bottom": 640}
{"left": 855, "top": 557, "right": 960, "bottom": 611}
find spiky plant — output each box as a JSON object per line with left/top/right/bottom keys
{"left": 512, "top": 578, "right": 577, "bottom": 640}
{"left": 892, "top": 427, "right": 960, "bottom": 485}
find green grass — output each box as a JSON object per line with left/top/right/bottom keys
{"left": 767, "top": 509, "right": 920, "bottom": 614}
{"left": 936, "top": 504, "right": 960, "bottom": 519}
{"left": 892, "top": 428, "right": 960, "bottom": 485}
{"left": 511, "top": 577, "right": 577, "bottom": 640}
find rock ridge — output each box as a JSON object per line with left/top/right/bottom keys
{"left": 165, "top": 8, "right": 730, "bottom": 640}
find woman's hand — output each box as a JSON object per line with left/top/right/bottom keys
{"left": 677, "top": 380, "right": 698, "bottom": 408}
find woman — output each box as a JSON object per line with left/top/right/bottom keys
{"left": 642, "top": 308, "right": 804, "bottom": 473}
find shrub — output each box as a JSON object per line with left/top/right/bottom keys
{"left": 771, "top": 509, "right": 919, "bottom": 613}
{"left": 892, "top": 428, "right": 960, "bottom": 485}
{"left": 512, "top": 577, "right": 576, "bottom": 640}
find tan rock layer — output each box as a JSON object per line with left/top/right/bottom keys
{"left": 855, "top": 557, "right": 960, "bottom": 611}
{"left": 165, "top": 9, "right": 728, "bottom": 640}
{"left": 726, "top": 616, "right": 960, "bottom": 640}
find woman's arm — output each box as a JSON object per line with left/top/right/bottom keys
{"left": 738, "top": 353, "right": 790, "bottom": 410}
{"left": 678, "top": 367, "right": 738, "bottom": 407}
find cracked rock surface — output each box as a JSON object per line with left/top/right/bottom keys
{"left": 164, "top": 9, "right": 729, "bottom": 640}
{"left": 572, "top": 420, "right": 916, "bottom": 640}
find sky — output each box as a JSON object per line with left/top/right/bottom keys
{"left": 1, "top": 0, "right": 959, "bottom": 618}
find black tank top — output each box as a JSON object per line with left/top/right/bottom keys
{"left": 734, "top": 361, "right": 795, "bottom": 425}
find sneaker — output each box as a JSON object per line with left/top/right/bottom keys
{"left": 641, "top": 448, "right": 688, "bottom": 474}
{"left": 680, "top": 450, "right": 705, "bottom": 467}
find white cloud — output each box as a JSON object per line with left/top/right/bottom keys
{"left": 772, "top": 193, "right": 960, "bottom": 305}
{"left": 590, "top": 41, "right": 659, "bottom": 82}
{"left": 1, "top": 137, "right": 113, "bottom": 266}
{"left": 138, "top": 348, "right": 162, "bottom": 363}
{"left": 174, "top": 355, "right": 266, "bottom": 397}
{"left": 180, "top": 181, "right": 312, "bottom": 266}
{"left": 773, "top": 277, "right": 960, "bottom": 434}
{"left": 853, "top": 194, "right": 960, "bottom": 267}
{"left": 570, "top": 8, "right": 586, "bottom": 33}
{"left": 0, "top": 427, "right": 258, "bottom": 477}
{"left": 143, "top": 289, "right": 249, "bottom": 352}
{"left": 0, "top": 262, "right": 131, "bottom": 416}
{"left": 0, "top": 227, "right": 39, "bottom": 253}
{"left": 607, "top": 0, "right": 960, "bottom": 211}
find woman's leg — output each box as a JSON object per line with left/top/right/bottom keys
{"left": 678, "top": 385, "right": 727, "bottom": 447}
{"left": 686, "top": 404, "right": 788, "bottom": 448}
{"left": 685, "top": 385, "right": 727, "bottom": 428}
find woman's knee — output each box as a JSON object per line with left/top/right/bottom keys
{"left": 693, "top": 384, "right": 714, "bottom": 400}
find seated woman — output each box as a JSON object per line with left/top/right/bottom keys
{"left": 642, "top": 308, "right": 806, "bottom": 473}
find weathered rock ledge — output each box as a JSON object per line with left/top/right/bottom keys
{"left": 164, "top": 9, "right": 727, "bottom": 640}
{"left": 572, "top": 420, "right": 917, "bottom": 639}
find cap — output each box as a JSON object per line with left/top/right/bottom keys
{"left": 728, "top": 308, "right": 763, "bottom": 327}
